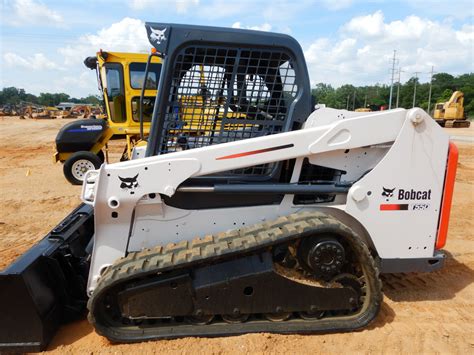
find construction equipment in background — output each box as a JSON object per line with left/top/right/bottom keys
{"left": 1, "top": 104, "right": 19, "bottom": 116}
{"left": 20, "top": 105, "right": 61, "bottom": 119}
{"left": 1, "top": 103, "right": 101, "bottom": 119}
{"left": 0, "top": 23, "right": 458, "bottom": 352}
{"left": 2, "top": 103, "right": 40, "bottom": 117}
{"left": 433, "top": 91, "right": 471, "bottom": 128}
{"left": 355, "top": 104, "right": 387, "bottom": 112}
{"left": 54, "top": 51, "right": 162, "bottom": 184}
{"left": 55, "top": 52, "right": 246, "bottom": 185}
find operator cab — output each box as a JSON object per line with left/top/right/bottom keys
{"left": 85, "top": 51, "right": 162, "bottom": 132}
{"left": 142, "top": 23, "right": 343, "bottom": 209}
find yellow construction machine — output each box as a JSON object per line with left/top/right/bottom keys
{"left": 54, "top": 52, "right": 247, "bottom": 184}
{"left": 433, "top": 91, "right": 470, "bottom": 128}
{"left": 54, "top": 51, "right": 162, "bottom": 184}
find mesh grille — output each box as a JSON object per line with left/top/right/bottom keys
{"left": 157, "top": 45, "right": 298, "bottom": 176}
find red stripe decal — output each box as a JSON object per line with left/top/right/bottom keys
{"left": 216, "top": 144, "right": 294, "bottom": 160}
{"left": 380, "top": 204, "right": 408, "bottom": 211}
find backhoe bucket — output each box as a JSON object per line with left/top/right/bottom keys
{"left": 0, "top": 204, "right": 94, "bottom": 352}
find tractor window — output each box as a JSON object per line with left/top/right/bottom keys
{"left": 131, "top": 96, "right": 155, "bottom": 122}
{"left": 105, "top": 63, "right": 126, "bottom": 123}
{"left": 129, "top": 62, "right": 162, "bottom": 90}
{"left": 156, "top": 45, "right": 300, "bottom": 178}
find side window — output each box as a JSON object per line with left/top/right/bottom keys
{"left": 131, "top": 96, "right": 155, "bottom": 122}
{"left": 129, "top": 62, "right": 162, "bottom": 90}
{"left": 105, "top": 63, "right": 126, "bottom": 123}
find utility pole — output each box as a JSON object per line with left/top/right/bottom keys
{"left": 427, "top": 66, "right": 435, "bottom": 114}
{"left": 352, "top": 90, "right": 356, "bottom": 110}
{"left": 346, "top": 94, "right": 350, "bottom": 110}
{"left": 412, "top": 71, "right": 420, "bottom": 108}
{"left": 364, "top": 93, "right": 367, "bottom": 107}
{"left": 388, "top": 50, "right": 397, "bottom": 109}
{"left": 396, "top": 67, "right": 404, "bottom": 108}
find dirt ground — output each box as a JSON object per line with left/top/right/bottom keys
{"left": 0, "top": 117, "right": 473, "bottom": 354}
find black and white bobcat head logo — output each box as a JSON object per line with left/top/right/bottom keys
{"left": 382, "top": 187, "right": 395, "bottom": 201}
{"left": 119, "top": 174, "right": 139, "bottom": 191}
{"left": 150, "top": 27, "right": 167, "bottom": 44}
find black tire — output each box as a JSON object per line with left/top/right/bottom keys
{"left": 63, "top": 151, "right": 103, "bottom": 185}
{"left": 97, "top": 150, "right": 105, "bottom": 163}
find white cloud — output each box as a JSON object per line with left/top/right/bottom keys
{"left": 58, "top": 18, "right": 150, "bottom": 67}
{"left": 7, "top": 0, "right": 64, "bottom": 27}
{"left": 344, "top": 10, "right": 385, "bottom": 37}
{"left": 322, "top": 0, "right": 353, "bottom": 11}
{"left": 129, "top": 0, "right": 248, "bottom": 18}
{"left": 176, "top": 0, "right": 200, "bottom": 13}
{"left": 403, "top": 0, "right": 474, "bottom": 20}
{"left": 456, "top": 24, "right": 474, "bottom": 44}
{"left": 232, "top": 22, "right": 272, "bottom": 31}
{"left": 3, "top": 52, "right": 62, "bottom": 71}
{"left": 129, "top": 0, "right": 149, "bottom": 10}
{"left": 53, "top": 71, "right": 97, "bottom": 95}
{"left": 305, "top": 11, "right": 474, "bottom": 87}
{"left": 129, "top": 0, "right": 199, "bottom": 12}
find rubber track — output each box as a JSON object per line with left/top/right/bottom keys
{"left": 88, "top": 211, "right": 382, "bottom": 342}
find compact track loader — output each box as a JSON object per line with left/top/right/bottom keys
{"left": 0, "top": 23, "right": 458, "bottom": 351}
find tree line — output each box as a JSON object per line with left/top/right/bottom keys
{"left": 312, "top": 72, "right": 473, "bottom": 117}
{"left": 1, "top": 72, "right": 473, "bottom": 116}
{"left": 0, "top": 87, "right": 101, "bottom": 107}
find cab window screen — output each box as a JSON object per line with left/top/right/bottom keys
{"left": 130, "top": 62, "right": 162, "bottom": 89}
{"left": 155, "top": 45, "right": 299, "bottom": 177}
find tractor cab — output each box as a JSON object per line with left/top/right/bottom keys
{"left": 87, "top": 51, "right": 162, "bottom": 135}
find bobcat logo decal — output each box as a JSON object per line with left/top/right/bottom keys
{"left": 382, "top": 187, "right": 395, "bottom": 200}
{"left": 119, "top": 174, "right": 139, "bottom": 191}
{"left": 150, "top": 27, "right": 167, "bottom": 44}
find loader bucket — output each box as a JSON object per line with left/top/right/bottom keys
{"left": 0, "top": 204, "right": 94, "bottom": 352}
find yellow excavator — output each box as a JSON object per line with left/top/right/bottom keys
{"left": 433, "top": 91, "right": 470, "bottom": 128}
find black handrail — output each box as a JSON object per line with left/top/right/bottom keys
{"left": 139, "top": 52, "right": 159, "bottom": 141}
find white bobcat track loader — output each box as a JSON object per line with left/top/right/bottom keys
{"left": 0, "top": 23, "right": 458, "bottom": 351}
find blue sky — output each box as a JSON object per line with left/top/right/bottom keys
{"left": 1, "top": 0, "right": 473, "bottom": 98}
